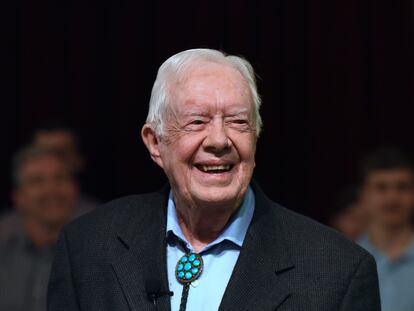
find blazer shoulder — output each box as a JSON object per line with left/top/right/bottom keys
{"left": 269, "top": 200, "right": 373, "bottom": 264}
{"left": 63, "top": 190, "right": 166, "bottom": 239}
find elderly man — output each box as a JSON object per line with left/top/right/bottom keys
{"left": 48, "top": 49, "right": 380, "bottom": 311}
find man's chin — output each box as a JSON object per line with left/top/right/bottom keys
{"left": 380, "top": 218, "right": 411, "bottom": 228}
{"left": 190, "top": 185, "right": 246, "bottom": 207}
{"left": 37, "top": 213, "right": 73, "bottom": 228}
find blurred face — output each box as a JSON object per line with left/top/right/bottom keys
{"left": 14, "top": 155, "right": 79, "bottom": 229}
{"left": 34, "top": 130, "right": 83, "bottom": 173}
{"left": 143, "top": 62, "right": 257, "bottom": 211}
{"left": 361, "top": 168, "right": 414, "bottom": 228}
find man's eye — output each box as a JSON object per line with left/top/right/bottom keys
{"left": 190, "top": 120, "right": 205, "bottom": 125}
{"left": 375, "top": 183, "right": 387, "bottom": 192}
{"left": 233, "top": 119, "right": 247, "bottom": 124}
{"left": 229, "top": 119, "right": 249, "bottom": 126}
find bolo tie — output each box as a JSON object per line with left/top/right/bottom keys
{"left": 175, "top": 252, "right": 204, "bottom": 311}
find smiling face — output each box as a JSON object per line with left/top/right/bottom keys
{"left": 143, "top": 61, "right": 257, "bottom": 211}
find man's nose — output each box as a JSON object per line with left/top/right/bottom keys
{"left": 202, "top": 119, "right": 231, "bottom": 152}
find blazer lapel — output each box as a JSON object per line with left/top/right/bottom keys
{"left": 111, "top": 188, "right": 171, "bottom": 311}
{"left": 219, "top": 183, "right": 295, "bottom": 311}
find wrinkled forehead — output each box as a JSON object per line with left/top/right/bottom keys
{"left": 166, "top": 61, "right": 253, "bottom": 114}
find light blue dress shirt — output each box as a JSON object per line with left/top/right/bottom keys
{"left": 166, "top": 186, "right": 255, "bottom": 311}
{"left": 358, "top": 234, "right": 414, "bottom": 311}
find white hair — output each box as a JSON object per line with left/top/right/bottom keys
{"left": 146, "top": 48, "right": 263, "bottom": 137}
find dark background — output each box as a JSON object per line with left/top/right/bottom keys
{"left": 1, "top": 0, "right": 413, "bottom": 224}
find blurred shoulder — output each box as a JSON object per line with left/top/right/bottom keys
{"left": 0, "top": 210, "right": 22, "bottom": 242}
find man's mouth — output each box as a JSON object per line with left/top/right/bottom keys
{"left": 195, "top": 164, "right": 234, "bottom": 173}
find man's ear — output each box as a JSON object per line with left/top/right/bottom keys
{"left": 141, "top": 124, "right": 164, "bottom": 169}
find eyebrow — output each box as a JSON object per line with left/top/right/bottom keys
{"left": 181, "top": 107, "right": 249, "bottom": 117}
{"left": 225, "top": 108, "right": 249, "bottom": 116}
{"left": 182, "top": 111, "right": 210, "bottom": 117}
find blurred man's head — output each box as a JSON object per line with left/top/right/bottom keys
{"left": 32, "top": 121, "right": 84, "bottom": 174}
{"left": 359, "top": 148, "right": 414, "bottom": 230}
{"left": 12, "top": 145, "right": 79, "bottom": 231}
{"left": 330, "top": 185, "right": 368, "bottom": 240}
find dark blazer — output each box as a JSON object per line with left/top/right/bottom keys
{"left": 48, "top": 183, "right": 380, "bottom": 311}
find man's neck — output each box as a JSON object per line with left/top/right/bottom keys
{"left": 368, "top": 223, "right": 414, "bottom": 260}
{"left": 23, "top": 218, "right": 61, "bottom": 248}
{"left": 174, "top": 199, "right": 242, "bottom": 253}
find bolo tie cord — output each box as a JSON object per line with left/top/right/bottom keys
{"left": 178, "top": 283, "right": 190, "bottom": 311}
{"left": 175, "top": 252, "right": 204, "bottom": 311}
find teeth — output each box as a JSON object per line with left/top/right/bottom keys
{"left": 200, "top": 165, "right": 231, "bottom": 172}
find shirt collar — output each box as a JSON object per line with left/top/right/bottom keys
{"left": 166, "top": 186, "right": 255, "bottom": 253}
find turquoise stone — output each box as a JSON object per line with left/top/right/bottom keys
{"left": 189, "top": 254, "right": 196, "bottom": 261}
{"left": 181, "top": 256, "right": 188, "bottom": 263}
{"left": 177, "top": 264, "right": 183, "bottom": 271}
{"left": 178, "top": 271, "right": 185, "bottom": 279}
{"left": 185, "top": 272, "right": 192, "bottom": 280}
{"left": 184, "top": 263, "right": 192, "bottom": 271}
{"left": 193, "top": 259, "right": 200, "bottom": 267}
{"left": 191, "top": 268, "right": 198, "bottom": 274}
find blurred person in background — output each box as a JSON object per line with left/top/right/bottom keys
{"left": 0, "top": 145, "right": 79, "bottom": 311}
{"left": 329, "top": 184, "right": 369, "bottom": 241}
{"left": 0, "top": 121, "right": 98, "bottom": 249}
{"left": 32, "top": 120, "right": 99, "bottom": 215}
{"left": 358, "top": 147, "right": 414, "bottom": 311}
